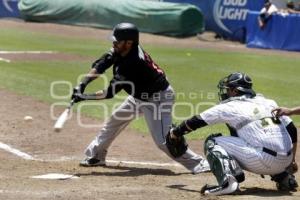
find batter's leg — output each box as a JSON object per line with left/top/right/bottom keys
{"left": 83, "top": 96, "right": 138, "bottom": 162}
{"left": 140, "top": 87, "right": 209, "bottom": 173}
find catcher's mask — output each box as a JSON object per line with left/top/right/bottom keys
{"left": 110, "top": 22, "right": 139, "bottom": 45}
{"left": 218, "top": 72, "right": 256, "bottom": 101}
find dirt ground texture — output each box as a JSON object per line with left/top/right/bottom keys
{"left": 1, "top": 19, "right": 300, "bottom": 200}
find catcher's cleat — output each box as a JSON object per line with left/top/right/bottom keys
{"left": 201, "top": 175, "right": 239, "bottom": 196}
{"left": 192, "top": 159, "right": 211, "bottom": 174}
{"left": 79, "top": 158, "right": 106, "bottom": 167}
{"left": 276, "top": 174, "right": 298, "bottom": 192}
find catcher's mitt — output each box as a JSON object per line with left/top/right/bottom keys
{"left": 165, "top": 129, "right": 188, "bottom": 158}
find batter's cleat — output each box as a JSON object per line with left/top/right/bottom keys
{"left": 276, "top": 174, "right": 298, "bottom": 192}
{"left": 79, "top": 158, "right": 106, "bottom": 167}
{"left": 200, "top": 175, "right": 239, "bottom": 196}
{"left": 192, "top": 159, "right": 211, "bottom": 174}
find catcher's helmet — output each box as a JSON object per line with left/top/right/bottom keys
{"left": 111, "top": 23, "right": 139, "bottom": 44}
{"left": 218, "top": 72, "right": 256, "bottom": 101}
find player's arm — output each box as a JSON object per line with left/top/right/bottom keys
{"left": 72, "top": 51, "right": 114, "bottom": 102}
{"left": 78, "top": 68, "right": 99, "bottom": 91}
{"left": 288, "top": 107, "right": 300, "bottom": 115}
{"left": 170, "top": 115, "right": 208, "bottom": 139}
{"left": 71, "top": 68, "right": 99, "bottom": 102}
{"left": 78, "top": 50, "right": 114, "bottom": 92}
{"left": 72, "top": 73, "right": 123, "bottom": 102}
{"left": 170, "top": 104, "right": 228, "bottom": 138}
{"left": 165, "top": 115, "right": 208, "bottom": 158}
{"left": 286, "top": 121, "right": 298, "bottom": 173}
{"left": 273, "top": 106, "right": 300, "bottom": 116}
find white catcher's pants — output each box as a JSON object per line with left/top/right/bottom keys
{"left": 84, "top": 86, "right": 204, "bottom": 172}
{"left": 215, "top": 136, "right": 293, "bottom": 175}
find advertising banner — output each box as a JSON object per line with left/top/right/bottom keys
{"left": 161, "top": 0, "right": 264, "bottom": 41}
{"left": 0, "top": 0, "right": 20, "bottom": 18}
{"left": 246, "top": 11, "right": 300, "bottom": 51}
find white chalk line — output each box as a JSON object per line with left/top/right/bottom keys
{"left": 0, "top": 51, "right": 57, "bottom": 54}
{"left": 0, "top": 141, "right": 181, "bottom": 168}
{"left": 0, "top": 50, "right": 57, "bottom": 63}
{"left": 0, "top": 57, "right": 11, "bottom": 63}
{"left": 0, "top": 142, "right": 36, "bottom": 160}
{"left": 0, "top": 189, "right": 65, "bottom": 196}
{"left": 106, "top": 159, "right": 181, "bottom": 167}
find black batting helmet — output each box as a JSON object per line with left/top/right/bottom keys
{"left": 110, "top": 23, "right": 139, "bottom": 44}
{"left": 218, "top": 72, "right": 256, "bottom": 101}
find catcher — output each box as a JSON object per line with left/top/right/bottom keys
{"left": 168, "top": 72, "right": 298, "bottom": 195}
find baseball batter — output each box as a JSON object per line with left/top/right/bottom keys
{"left": 169, "top": 72, "right": 298, "bottom": 195}
{"left": 71, "top": 22, "right": 209, "bottom": 174}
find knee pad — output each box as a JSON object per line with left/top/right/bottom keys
{"left": 204, "top": 136, "right": 245, "bottom": 185}
{"left": 204, "top": 133, "right": 222, "bottom": 153}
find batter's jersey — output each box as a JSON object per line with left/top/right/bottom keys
{"left": 200, "top": 94, "right": 293, "bottom": 153}
{"left": 91, "top": 45, "right": 169, "bottom": 100}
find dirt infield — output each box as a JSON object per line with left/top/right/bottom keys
{"left": 0, "top": 19, "right": 300, "bottom": 200}
{"left": 1, "top": 88, "right": 299, "bottom": 200}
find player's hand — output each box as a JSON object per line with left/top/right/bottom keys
{"left": 72, "top": 92, "right": 86, "bottom": 103}
{"left": 71, "top": 87, "right": 81, "bottom": 102}
{"left": 272, "top": 107, "right": 292, "bottom": 117}
{"left": 71, "top": 82, "right": 86, "bottom": 102}
{"left": 74, "top": 82, "right": 86, "bottom": 94}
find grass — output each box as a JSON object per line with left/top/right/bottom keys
{"left": 1, "top": 25, "right": 300, "bottom": 139}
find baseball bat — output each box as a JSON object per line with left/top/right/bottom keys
{"left": 54, "top": 99, "right": 75, "bottom": 132}
{"left": 53, "top": 92, "right": 105, "bottom": 132}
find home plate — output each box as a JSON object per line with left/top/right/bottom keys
{"left": 31, "top": 173, "right": 79, "bottom": 180}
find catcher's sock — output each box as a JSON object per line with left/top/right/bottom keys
{"left": 201, "top": 175, "right": 238, "bottom": 196}
{"left": 79, "top": 158, "right": 106, "bottom": 167}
